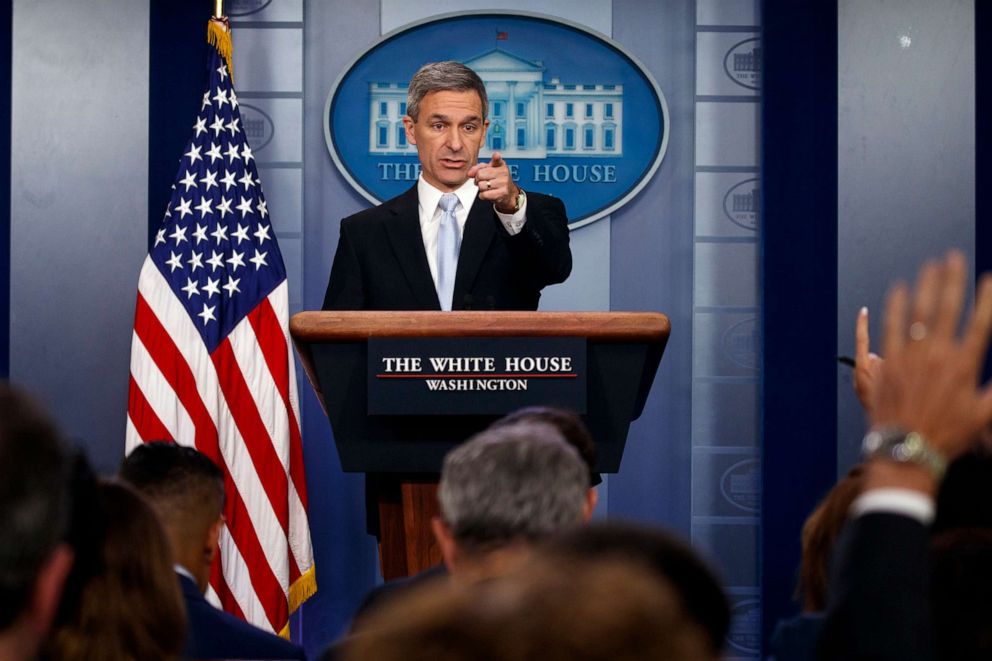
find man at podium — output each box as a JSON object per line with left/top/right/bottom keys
{"left": 322, "top": 60, "right": 571, "bottom": 313}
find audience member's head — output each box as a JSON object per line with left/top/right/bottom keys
{"left": 0, "top": 383, "right": 74, "bottom": 661}
{"left": 930, "top": 528, "right": 992, "bottom": 660}
{"left": 119, "top": 441, "right": 225, "bottom": 592}
{"left": 489, "top": 406, "right": 599, "bottom": 486}
{"left": 798, "top": 465, "right": 865, "bottom": 612}
{"left": 544, "top": 520, "right": 730, "bottom": 657}
{"left": 433, "top": 421, "right": 592, "bottom": 578}
{"left": 48, "top": 479, "right": 186, "bottom": 660}
{"left": 342, "top": 554, "right": 710, "bottom": 661}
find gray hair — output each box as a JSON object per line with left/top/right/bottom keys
{"left": 406, "top": 61, "right": 488, "bottom": 121}
{"left": 438, "top": 422, "right": 588, "bottom": 550}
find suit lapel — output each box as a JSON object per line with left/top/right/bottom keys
{"left": 453, "top": 197, "right": 495, "bottom": 308}
{"left": 384, "top": 185, "right": 441, "bottom": 310}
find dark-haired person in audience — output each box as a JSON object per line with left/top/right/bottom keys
{"left": 0, "top": 384, "right": 75, "bottom": 661}
{"left": 349, "top": 421, "right": 593, "bottom": 633}
{"left": 47, "top": 479, "right": 187, "bottom": 660}
{"left": 545, "top": 520, "right": 730, "bottom": 659}
{"left": 820, "top": 251, "right": 992, "bottom": 660}
{"left": 120, "top": 441, "right": 306, "bottom": 660}
{"left": 341, "top": 553, "right": 710, "bottom": 661}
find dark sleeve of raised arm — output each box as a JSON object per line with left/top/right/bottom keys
{"left": 504, "top": 192, "right": 572, "bottom": 288}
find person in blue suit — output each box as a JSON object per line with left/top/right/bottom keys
{"left": 121, "top": 441, "right": 305, "bottom": 660}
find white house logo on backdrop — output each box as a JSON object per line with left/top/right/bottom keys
{"left": 728, "top": 598, "right": 761, "bottom": 654}
{"left": 228, "top": 0, "right": 271, "bottom": 16}
{"left": 325, "top": 12, "right": 669, "bottom": 228}
{"left": 722, "top": 318, "right": 759, "bottom": 370}
{"left": 239, "top": 104, "right": 275, "bottom": 152}
{"left": 724, "top": 37, "right": 761, "bottom": 90}
{"left": 720, "top": 458, "right": 760, "bottom": 512}
{"left": 722, "top": 177, "right": 759, "bottom": 230}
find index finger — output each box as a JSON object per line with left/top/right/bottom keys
{"left": 490, "top": 152, "right": 503, "bottom": 168}
{"left": 856, "top": 306, "right": 871, "bottom": 363}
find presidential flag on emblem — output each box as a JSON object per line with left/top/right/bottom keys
{"left": 126, "top": 18, "right": 315, "bottom": 636}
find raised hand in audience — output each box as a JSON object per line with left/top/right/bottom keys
{"left": 853, "top": 306, "right": 884, "bottom": 413}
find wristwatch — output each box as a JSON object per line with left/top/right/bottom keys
{"left": 862, "top": 427, "right": 947, "bottom": 480}
{"left": 509, "top": 189, "right": 526, "bottom": 213}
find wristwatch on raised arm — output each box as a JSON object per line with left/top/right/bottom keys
{"left": 862, "top": 427, "right": 947, "bottom": 481}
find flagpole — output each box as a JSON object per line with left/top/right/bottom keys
{"left": 214, "top": 0, "right": 224, "bottom": 19}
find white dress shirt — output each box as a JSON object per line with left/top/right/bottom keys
{"left": 417, "top": 176, "right": 528, "bottom": 290}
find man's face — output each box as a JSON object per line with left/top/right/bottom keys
{"left": 404, "top": 90, "right": 489, "bottom": 192}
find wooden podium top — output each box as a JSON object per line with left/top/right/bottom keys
{"left": 290, "top": 310, "right": 670, "bottom": 343}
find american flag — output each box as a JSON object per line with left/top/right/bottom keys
{"left": 126, "top": 21, "right": 315, "bottom": 636}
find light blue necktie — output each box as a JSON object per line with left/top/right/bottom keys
{"left": 436, "top": 193, "right": 461, "bottom": 311}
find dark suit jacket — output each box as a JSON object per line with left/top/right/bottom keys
{"left": 178, "top": 573, "right": 306, "bottom": 660}
{"left": 322, "top": 185, "right": 571, "bottom": 311}
{"left": 818, "top": 512, "right": 935, "bottom": 661}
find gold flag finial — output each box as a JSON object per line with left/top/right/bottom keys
{"left": 214, "top": 0, "right": 224, "bottom": 19}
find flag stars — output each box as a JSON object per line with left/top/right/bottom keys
{"left": 217, "top": 196, "right": 233, "bottom": 218}
{"left": 254, "top": 224, "right": 271, "bottom": 244}
{"left": 226, "top": 117, "right": 241, "bottom": 136}
{"left": 212, "top": 87, "right": 229, "bottom": 108}
{"left": 184, "top": 143, "right": 202, "bottom": 165}
{"left": 181, "top": 277, "right": 199, "bottom": 299}
{"left": 175, "top": 197, "right": 192, "bottom": 219}
{"left": 197, "top": 303, "right": 217, "bottom": 325}
{"left": 257, "top": 200, "right": 268, "bottom": 218}
{"left": 229, "top": 90, "right": 238, "bottom": 109}
{"left": 195, "top": 197, "right": 213, "bottom": 218}
{"left": 236, "top": 197, "right": 254, "bottom": 219}
{"left": 211, "top": 224, "right": 229, "bottom": 244}
{"left": 223, "top": 276, "right": 241, "bottom": 297}
{"left": 202, "top": 277, "right": 221, "bottom": 299}
{"left": 193, "top": 223, "right": 208, "bottom": 244}
{"left": 180, "top": 170, "right": 197, "bottom": 192}
{"left": 217, "top": 63, "right": 228, "bottom": 81}
{"left": 201, "top": 90, "right": 211, "bottom": 110}
{"left": 221, "top": 170, "right": 237, "bottom": 191}
{"left": 227, "top": 250, "right": 246, "bottom": 271}
{"left": 226, "top": 143, "right": 241, "bottom": 163}
{"left": 241, "top": 145, "right": 254, "bottom": 164}
{"left": 232, "top": 223, "right": 250, "bottom": 244}
{"left": 211, "top": 115, "right": 226, "bottom": 137}
{"left": 207, "top": 250, "right": 225, "bottom": 271}
{"left": 200, "top": 169, "right": 218, "bottom": 192}
{"left": 154, "top": 228, "right": 167, "bottom": 247}
{"left": 206, "top": 142, "right": 223, "bottom": 164}
{"left": 169, "top": 225, "right": 188, "bottom": 245}
{"left": 193, "top": 116, "right": 207, "bottom": 137}
{"left": 239, "top": 172, "right": 255, "bottom": 190}
{"left": 188, "top": 251, "right": 204, "bottom": 273}
{"left": 166, "top": 251, "right": 184, "bottom": 272}
{"left": 250, "top": 249, "right": 268, "bottom": 270}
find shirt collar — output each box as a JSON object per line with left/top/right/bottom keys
{"left": 417, "top": 176, "right": 479, "bottom": 217}
{"left": 174, "top": 564, "right": 197, "bottom": 582}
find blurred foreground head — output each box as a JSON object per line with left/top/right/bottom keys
{"left": 342, "top": 554, "right": 711, "bottom": 661}
{"left": 0, "top": 383, "right": 73, "bottom": 661}
{"left": 546, "top": 521, "right": 730, "bottom": 658}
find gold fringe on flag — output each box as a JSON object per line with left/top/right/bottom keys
{"left": 207, "top": 17, "right": 234, "bottom": 84}
{"left": 288, "top": 564, "right": 318, "bottom": 614}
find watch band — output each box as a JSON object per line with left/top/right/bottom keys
{"left": 862, "top": 427, "right": 947, "bottom": 480}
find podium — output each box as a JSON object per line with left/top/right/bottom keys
{"left": 290, "top": 311, "right": 669, "bottom": 579}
